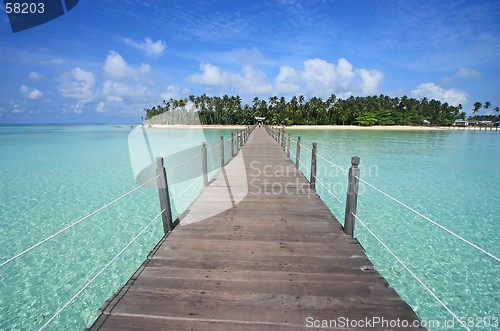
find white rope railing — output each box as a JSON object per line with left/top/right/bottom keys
{"left": 168, "top": 151, "right": 202, "bottom": 172}
{"left": 37, "top": 209, "right": 165, "bottom": 331}
{"left": 0, "top": 175, "right": 161, "bottom": 268}
{"left": 352, "top": 212, "right": 471, "bottom": 331}
{"left": 317, "top": 153, "right": 348, "bottom": 174}
{"left": 300, "top": 143, "right": 313, "bottom": 153}
{"left": 313, "top": 175, "right": 343, "bottom": 204}
{"left": 355, "top": 176, "right": 500, "bottom": 263}
{"left": 178, "top": 175, "right": 203, "bottom": 198}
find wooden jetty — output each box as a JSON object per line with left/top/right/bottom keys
{"left": 87, "top": 126, "right": 424, "bottom": 330}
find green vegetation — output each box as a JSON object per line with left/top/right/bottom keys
{"left": 144, "top": 94, "right": 496, "bottom": 126}
{"left": 468, "top": 114, "right": 500, "bottom": 122}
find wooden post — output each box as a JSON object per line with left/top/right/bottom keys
{"left": 295, "top": 136, "right": 301, "bottom": 169}
{"left": 231, "top": 133, "right": 235, "bottom": 157}
{"left": 201, "top": 142, "right": 208, "bottom": 186}
{"left": 344, "top": 156, "right": 360, "bottom": 237}
{"left": 282, "top": 129, "right": 286, "bottom": 151}
{"left": 155, "top": 157, "right": 174, "bottom": 234}
{"left": 310, "top": 142, "right": 317, "bottom": 190}
{"left": 220, "top": 135, "right": 224, "bottom": 167}
{"left": 287, "top": 133, "right": 291, "bottom": 157}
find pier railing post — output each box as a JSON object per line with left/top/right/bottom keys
{"left": 344, "top": 156, "right": 360, "bottom": 237}
{"left": 201, "top": 142, "right": 208, "bottom": 186}
{"left": 310, "top": 142, "right": 317, "bottom": 190}
{"left": 287, "top": 133, "right": 291, "bottom": 158}
{"left": 220, "top": 135, "right": 224, "bottom": 167}
{"left": 295, "top": 136, "right": 301, "bottom": 169}
{"left": 155, "top": 157, "right": 174, "bottom": 234}
{"left": 281, "top": 129, "right": 285, "bottom": 150}
{"left": 231, "top": 133, "right": 235, "bottom": 157}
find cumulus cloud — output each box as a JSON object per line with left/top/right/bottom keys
{"left": 123, "top": 37, "right": 166, "bottom": 57}
{"left": 20, "top": 85, "right": 43, "bottom": 100}
{"left": 274, "top": 58, "right": 383, "bottom": 98}
{"left": 95, "top": 102, "right": 106, "bottom": 113}
{"left": 102, "top": 80, "right": 152, "bottom": 102}
{"left": 455, "top": 67, "right": 480, "bottom": 78}
{"left": 358, "top": 69, "right": 384, "bottom": 95}
{"left": 28, "top": 72, "right": 42, "bottom": 81}
{"left": 161, "top": 85, "right": 191, "bottom": 101}
{"left": 301, "top": 58, "right": 383, "bottom": 97}
{"left": 186, "top": 63, "right": 228, "bottom": 85}
{"left": 234, "top": 66, "right": 273, "bottom": 94}
{"left": 104, "top": 51, "right": 151, "bottom": 79}
{"left": 59, "top": 68, "right": 96, "bottom": 103}
{"left": 411, "top": 83, "right": 467, "bottom": 106}
{"left": 275, "top": 66, "right": 300, "bottom": 94}
{"left": 186, "top": 58, "right": 382, "bottom": 98}
{"left": 186, "top": 63, "right": 272, "bottom": 94}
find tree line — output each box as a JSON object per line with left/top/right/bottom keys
{"left": 144, "top": 94, "right": 498, "bottom": 126}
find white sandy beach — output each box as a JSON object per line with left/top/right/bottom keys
{"left": 148, "top": 124, "right": 248, "bottom": 129}
{"left": 147, "top": 124, "right": 463, "bottom": 131}
{"left": 286, "top": 125, "right": 448, "bottom": 131}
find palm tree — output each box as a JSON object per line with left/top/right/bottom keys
{"left": 495, "top": 107, "right": 500, "bottom": 113}
{"left": 472, "top": 102, "right": 482, "bottom": 115}
{"left": 484, "top": 101, "right": 491, "bottom": 110}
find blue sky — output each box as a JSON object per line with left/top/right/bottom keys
{"left": 0, "top": 0, "right": 499, "bottom": 123}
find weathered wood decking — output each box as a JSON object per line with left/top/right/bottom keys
{"left": 88, "top": 126, "right": 423, "bottom": 330}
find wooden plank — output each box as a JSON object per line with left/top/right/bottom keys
{"left": 87, "top": 126, "right": 424, "bottom": 331}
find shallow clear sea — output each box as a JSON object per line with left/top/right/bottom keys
{"left": 288, "top": 128, "right": 500, "bottom": 330}
{"left": 0, "top": 125, "right": 498, "bottom": 330}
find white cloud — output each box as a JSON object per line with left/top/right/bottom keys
{"left": 20, "top": 85, "right": 43, "bottom": 100}
{"left": 59, "top": 68, "right": 96, "bottom": 103}
{"left": 123, "top": 37, "right": 166, "bottom": 57}
{"left": 358, "top": 69, "right": 384, "bottom": 95}
{"left": 185, "top": 58, "right": 382, "bottom": 98}
{"left": 300, "top": 58, "right": 383, "bottom": 97}
{"left": 275, "top": 66, "right": 300, "bottom": 94}
{"left": 186, "top": 63, "right": 228, "bottom": 85}
{"left": 96, "top": 102, "right": 106, "bottom": 113}
{"left": 72, "top": 104, "right": 83, "bottom": 114}
{"left": 28, "top": 72, "right": 42, "bottom": 81}
{"left": 104, "top": 51, "right": 151, "bottom": 79}
{"left": 186, "top": 63, "right": 272, "bottom": 94}
{"left": 234, "top": 66, "right": 273, "bottom": 94}
{"left": 161, "top": 85, "right": 190, "bottom": 101}
{"left": 455, "top": 67, "right": 480, "bottom": 78}
{"left": 12, "top": 103, "right": 23, "bottom": 114}
{"left": 411, "top": 83, "right": 467, "bottom": 106}
{"left": 102, "top": 80, "right": 152, "bottom": 102}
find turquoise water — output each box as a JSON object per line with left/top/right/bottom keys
{"left": 1, "top": 125, "right": 498, "bottom": 330}
{"left": 287, "top": 128, "right": 500, "bottom": 330}
{"left": 0, "top": 124, "right": 233, "bottom": 330}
